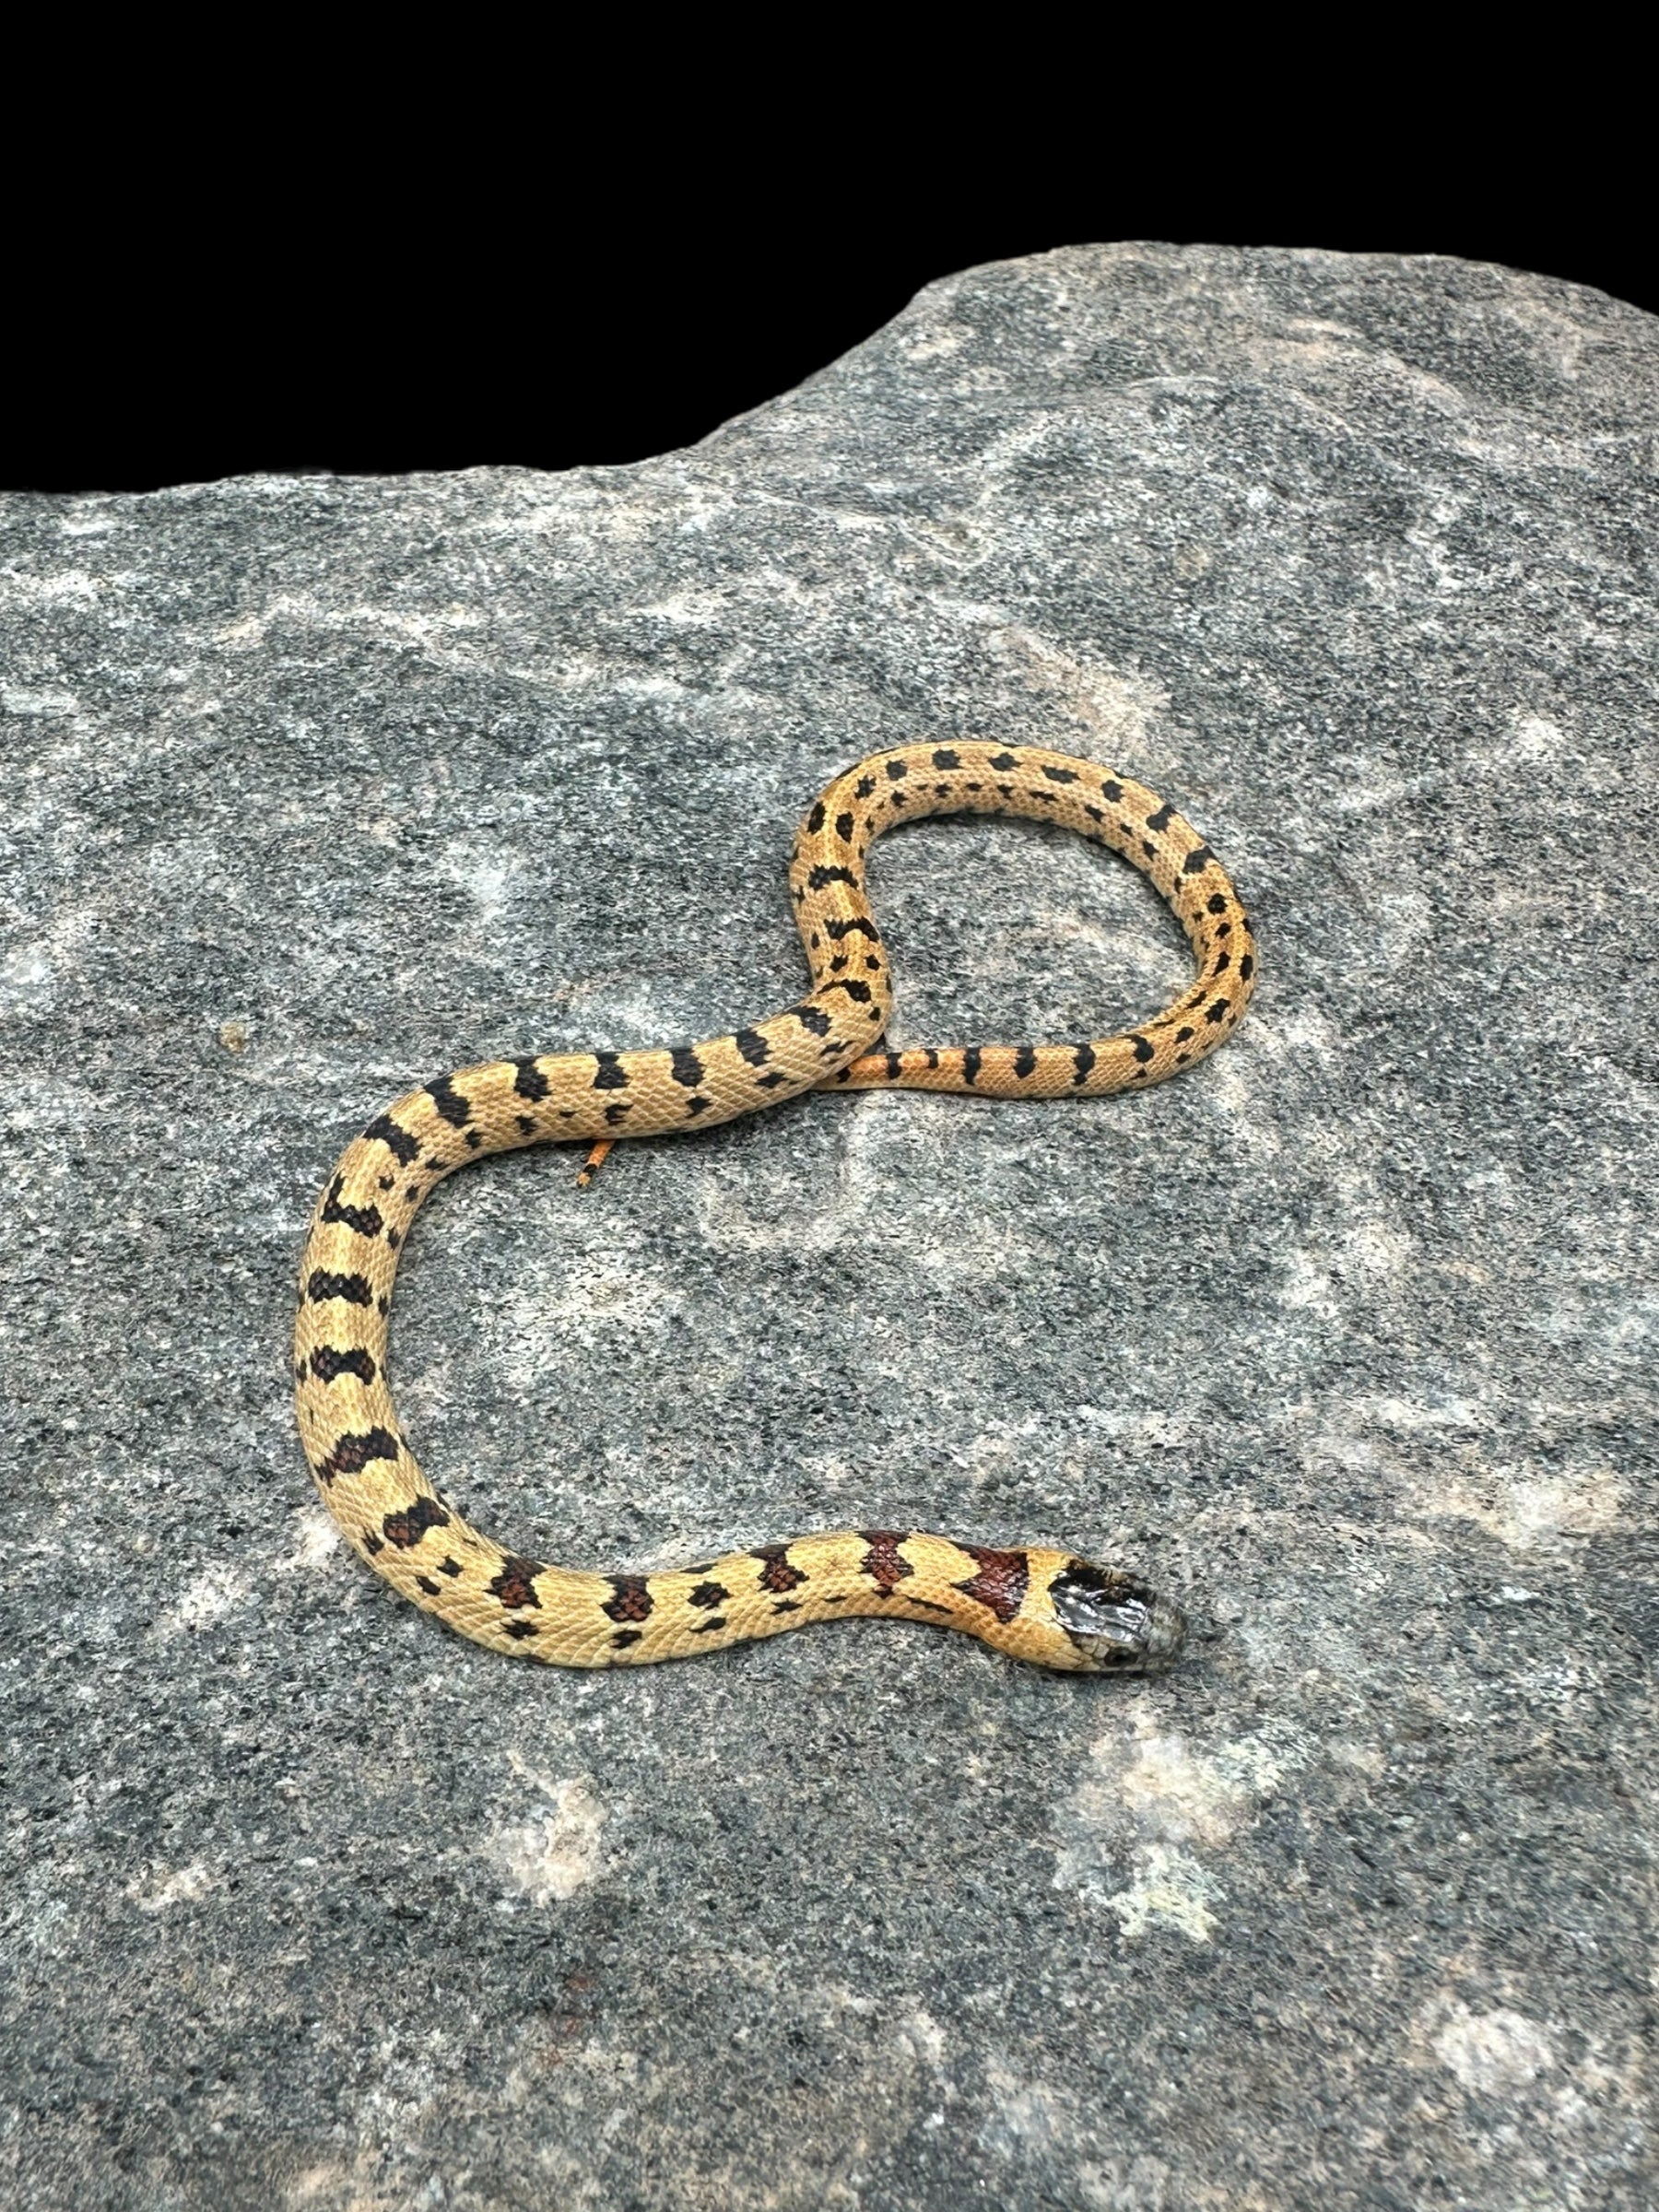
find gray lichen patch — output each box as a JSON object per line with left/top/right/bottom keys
{"left": 3, "top": 242, "right": 1654, "bottom": 2210}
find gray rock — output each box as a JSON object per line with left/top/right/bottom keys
{"left": 3, "top": 242, "right": 1654, "bottom": 2210}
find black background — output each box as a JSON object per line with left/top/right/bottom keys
{"left": 8, "top": 106, "right": 1651, "bottom": 495}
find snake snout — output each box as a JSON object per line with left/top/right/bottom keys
{"left": 1049, "top": 1560, "right": 1188, "bottom": 1673}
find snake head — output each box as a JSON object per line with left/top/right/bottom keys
{"left": 1048, "top": 1560, "right": 1187, "bottom": 1673}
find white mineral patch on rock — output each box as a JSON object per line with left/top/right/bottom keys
{"left": 1426, "top": 2000, "right": 1558, "bottom": 2095}
{"left": 128, "top": 1861, "right": 216, "bottom": 1913}
{"left": 488, "top": 1771, "right": 606, "bottom": 1905}
{"left": 1418, "top": 1458, "right": 1625, "bottom": 1549}
{"left": 1053, "top": 1701, "right": 1310, "bottom": 1939}
{"left": 1099, "top": 1845, "right": 1225, "bottom": 1944}
{"left": 279, "top": 1507, "right": 342, "bottom": 1573}
{"left": 159, "top": 1562, "right": 253, "bottom": 1636}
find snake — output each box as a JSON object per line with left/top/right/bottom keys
{"left": 294, "top": 740, "right": 1256, "bottom": 1675}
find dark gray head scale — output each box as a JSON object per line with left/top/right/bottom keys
{"left": 1048, "top": 1560, "right": 1187, "bottom": 1673}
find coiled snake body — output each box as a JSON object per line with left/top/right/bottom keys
{"left": 295, "top": 743, "right": 1255, "bottom": 1673}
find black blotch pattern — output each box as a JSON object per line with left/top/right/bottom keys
{"left": 513, "top": 1059, "right": 550, "bottom": 1101}
{"left": 1206, "top": 999, "right": 1230, "bottom": 1023}
{"left": 932, "top": 747, "right": 961, "bottom": 769}
{"left": 735, "top": 1028, "right": 771, "bottom": 1065}
{"left": 427, "top": 1076, "right": 471, "bottom": 1127}
{"left": 308, "top": 1269, "right": 372, "bottom": 1307}
{"left": 824, "top": 979, "right": 873, "bottom": 1002}
{"left": 604, "top": 1102, "right": 632, "bottom": 1126}
{"left": 689, "top": 1617, "right": 729, "bottom": 1634}
{"left": 321, "top": 1177, "right": 383, "bottom": 1239}
{"left": 1132, "top": 1036, "right": 1155, "bottom": 1064}
{"left": 853, "top": 774, "right": 877, "bottom": 798}
{"left": 1014, "top": 1045, "right": 1038, "bottom": 1078}
{"left": 310, "top": 1345, "right": 376, "bottom": 1384}
{"left": 806, "top": 801, "right": 826, "bottom": 831}
{"left": 824, "top": 917, "right": 879, "bottom": 943}
{"left": 504, "top": 1621, "right": 538, "bottom": 1641}
{"left": 592, "top": 1053, "right": 629, "bottom": 1089}
{"left": 835, "top": 811, "right": 855, "bottom": 841}
{"left": 319, "top": 1426, "right": 400, "bottom": 1481}
{"left": 1182, "top": 845, "right": 1214, "bottom": 875}
{"left": 364, "top": 1114, "right": 420, "bottom": 1166}
{"left": 954, "top": 1545, "right": 1030, "bottom": 1623}
{"left": 416, "top": 1574, "right": 441, "bottom": 1595}
{"left": 1146, "top": 803, "right": 1175, "bottom": 832}
{"left": 1207, "top": 893, "right": 1228, "bottom": 914}
{"left": 753, "top": 1545, "right": 808, "bottom": 1593}
{"left": 1240, "top": 953, "right": 1255, "bottom": 981}
{"left": 962, "top": 1047, "right": 982, "bottom": 1086}
{"left": 793, "top": 1006, "right": 833, "bottom": 1037}
{"left": 612, "top": 1628, "right": 643, "bottom": 1648}
{"left": 515, "top": 1114, "right": 536, "bottom": 1135}
{"left": 602, "top": 1576, "right": 654, "bottom": 1624}
{"left": 688, "top": 1581, "right": 730, "bottom": 1610}
{"left": 989, "top": 751, "right": 1020, "bottom": 771}
{"left": 489, "top": 1557, "right": 544, "bottom": 1609}
{"left": 1041, "top": 763, "right": 1077, "bottom": 783}
{"left": 671, "top": 1046, "right": 706, "bottom": 1088}
{"left": 859, "top": 1531, "right": 914, "bottom": 1594}
{"left": 806, "top": 865, "right": 859, "bottom": 891}
{"left": 1073, "top": 1043, "right": 1096, "bottom": 1086}
{"left": 382, "top": 1496, "right": 451, "bottom": 1547}
{"left": 1102, "top": 779, "right": 1124, "bottom": 802}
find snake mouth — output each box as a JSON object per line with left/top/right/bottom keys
{"left": 1049, "top": 1562, "right": 1188, "bottom": 1673}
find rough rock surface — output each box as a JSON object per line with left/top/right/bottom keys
{"left": 4, "top": 244, "right": 1655, "bottom": 2210}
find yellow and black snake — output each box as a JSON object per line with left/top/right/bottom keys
{"left": 295, "top": 742, "right": 1255, "bottom": 1674}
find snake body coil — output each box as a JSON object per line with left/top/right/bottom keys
{"left": 295, "top": 742, "right": 1255, "bottom": 1672}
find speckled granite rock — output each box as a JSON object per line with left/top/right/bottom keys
{"left": 3, "top": 244, "right": 1655, "bottom": 2211}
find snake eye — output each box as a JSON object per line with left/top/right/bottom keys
{"left": 1049, "top": 1560, "right": 1187, "bottom": 1672}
